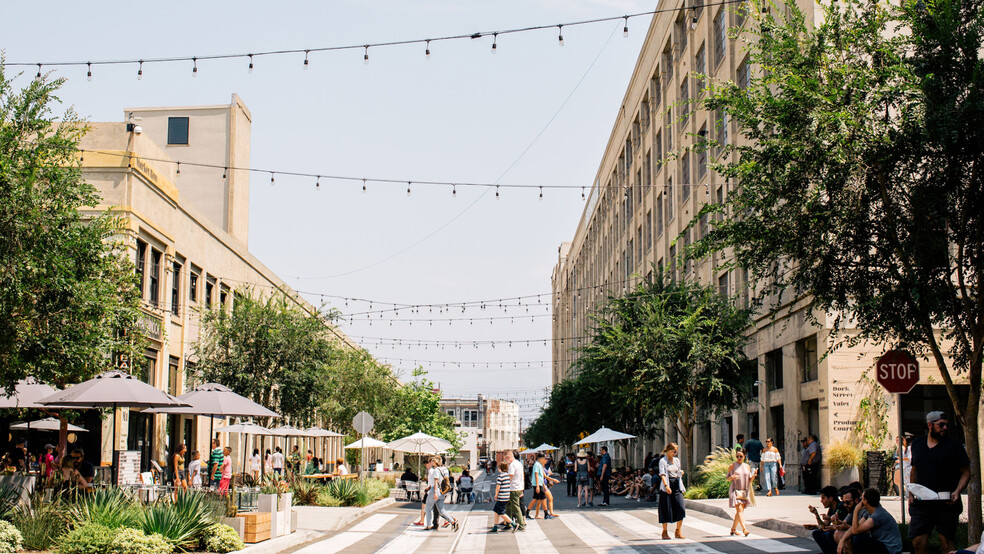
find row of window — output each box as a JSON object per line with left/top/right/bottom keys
{"left": 135, "top": 238, "right": 228, "bottom": 317}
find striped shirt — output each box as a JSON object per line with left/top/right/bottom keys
{"left": 496, "top": 472, "right": 511, "bottom": 501}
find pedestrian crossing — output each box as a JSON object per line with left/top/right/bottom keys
{"left": 298, "top": 503, "right": 812, "bottom": 553}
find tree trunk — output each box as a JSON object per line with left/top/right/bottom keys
{"left": 963, "top": 411, "right": 982, "bottom": 543}
{"left": 57, "top": 414, "right": 68, "bottom": 460}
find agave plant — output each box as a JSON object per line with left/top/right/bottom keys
{"left": 0, "top": 482, "right": 22, "bottom": 521}
{"left": 67, "top": 487, "right": 140, "bottom": 529}
{"left": 325, "top": 478, "right": 361, "bottom": 506}
{"left": 289, "top": 478, "right": 322, "bottom": 506}
{"left": 141, "top": 490, "right": 218, "bottom": 550}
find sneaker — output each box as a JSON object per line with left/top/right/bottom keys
{"left": 510, "top": 522, "right": 519, "bottom": 531}
{"left": 599, "top": 503, "right": 609, "bottom": 507}
{"left": 514, "top": 526, "right": 526, "bottom": 533}
{"left": 489, "top": 526, "right": 499, "bottom": 533}
{"left": 442, "top": 521, "right": 450, "bottom": 528}
{"left": 544, "top": 514, "right": 553, "bottom": 520}
{"left": 588, "top": 502, "right": 594, "bottom": 506}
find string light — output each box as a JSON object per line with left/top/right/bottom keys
{"left": 222, "top": 167, "right": 227, "bottom": 179}
{"left": 86, "top": 62, "right": 92, "bottom": 81}
{"left": 491, "top": 33, "right": 498, "bottom": 54}
{"left": 176, "top": 161, "right": 180, "bottom": 176}
{"left": 539, "top": 186, "right": 543, "bottom": 200}
{"left": 406, "top": 181, "right": 411, "bottom": 196}
{"left": 304, "top": 50, "right": 310, "bottom": 70}
{"left": 623, "top": 16, "right": 630, "bottom": 37}
{"left": 692, "top": 8, "right": 699, "bottom": 29}
{"left": 248, "top": 54, "right": 254, "bottom": 73}
{"left": 316, "top": 176, "right": 321, "bottom": 190}
{"left": 363, "top": 46, "right": 370, "bottom": 65}
{"left": 452, "top": 184, "right": 457, "bottom": 197}
{"left": 581, "top": 186, "right": 586, "bottom": 200}
{"left": 495, "top": 185, "right": 500, "bottom": 199}
{"left": 137, "top": 60, "right": 143, "bottom": 80}
{"left": 425, "top": 40, "right": 431, "bottom": 60}
{"left": 362, "top": 178, "right": 367, "bottom": 193}
{"left": 36, "top": 64, "right": 41, "bottom": 79}
{"left": 557, "top": 25, "right": 565, "bottom": 46}
{"left": 192, "top": 57, "right": 198, "bottom": 78}
{"left": 270, "top": 172, "right": 275, "bottom": 185}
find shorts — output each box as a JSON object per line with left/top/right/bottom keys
{"left": 533, "top": 488, "right": 547, "bottom": 500}
{"left": 176, "top": 470, "right": 186, "bottom": 480}
{"left": 908, "top": 500, "right": 961, "bottom": 540}
{"left": 493, "top": 500, "right": 508, "bottom": 515}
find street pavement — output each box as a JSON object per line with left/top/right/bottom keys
{"left": 285, "top": 473, "right": 818, "bottom": 553}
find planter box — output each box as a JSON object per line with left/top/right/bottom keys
{"left": 279, "top": 492, "right": 293, "bottom": 512}
{"left": 831, "top": 466, "right": 860, "bottom": 488}
{"left": 221, "top": 516, "right": 244, "bottom": 540}
{"left": 258, "top": 493, "right": 278, "bottom": 513}
{"left": 244, "top": 528, "right": 271, "bottom": 543}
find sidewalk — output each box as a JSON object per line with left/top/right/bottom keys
{"left": 686, "top": 491, "right": 960, "bottom": 539}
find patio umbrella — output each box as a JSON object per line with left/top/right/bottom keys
{"left": 10, "top": 418, "right": 87, "bottom": 432}
{"left": 387, "top": 432, "right": 453, "bottom": 476}
{"left": 345, "top": 437, "right": 387, "bottom": 449}
{"left": 218, "top": 422, "right": 276, "bottom": 477}
{"left": 270, "top": 425, "right": 314, "bottom": 466}
{"left": 38, "top": 369, "right": 190, "bottom": 483}
{"left": 575, "top": 427, "right": 637, "bottom": 445}
{"left": 307, "top": 428, "right": 344, "bottom": 470}
{"left": 0, "top": 378, "right": 61, "bottom": 451}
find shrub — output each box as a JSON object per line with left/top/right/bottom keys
{"left": 325, "top": 478, "right": 361, "bottom": 505}
{"left": 290, "top": 478, "right": 322, "bottom": 506}
{"left": 363, "top": 478, "right": 391, "bottom": 500}
{"left": 315, "top": 490, "right": 342, "bottom": 507}
{"left": 140, "top": 491, "right": 216, "bottom": 550}
{"left": 67, "top": 487, "right": 141, "bottom": 529}
{"left": 683, "top": 486, "right": 708, "bottom": 500}
{"left": 0, "top": 520, "right": 23, "bottom": 553}
{"left": 826, "top": 440, "right": 864, "bottom": 472}
{"left": 56, "top": 523, "right": 117, "bottom": 554}
{"left": 352, "top": 488, "right": 373, "bottom": 507}
{"left": 108, "top": 527, "right": 173, "bottom": 554}
{"left": 691, "top": 448, "right": 736, "bottom": 499}
{"left": 201, "top": 523, "right": 244, "bottom": 553}
{"left": 13, "top": 500, "right": 69, "bottom": 550}
{"left": 0, "top": 483, "right": 22, "bottom": 521}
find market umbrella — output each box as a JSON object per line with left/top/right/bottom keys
{"left": 38, "top": 369, "right": 190, "bottom": 483}
{"left": 387, "top": 432, "right": 453, "bottom": 476}
{"left": 10, "top": 418, "right": 87, "bottom": 432}
{"left": 345, "top": 437, "right": 387, "bottom": 449}
{"left": 307, "top": 427, "right": 344, "bottom": 470}
{"left": 217, "top": 422, "right": 276, "bottom": 476}
{"left": 270, "top": 425, "right": 314, "bottom": 468}
{"left": 575, "top": 427, "right": 637, "bottom": 467}
{"left": 0, "top": 378, "right": 61, "bottom": 452}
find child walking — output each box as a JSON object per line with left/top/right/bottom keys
{"left": 491, "top": 462, "right": 516, "bottom": 532}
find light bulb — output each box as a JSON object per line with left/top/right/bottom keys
{"left": 270, "top": 173, "right": 275, "bottom": 185}
{"left": 426, "top": 40, "right": 431, "bottom": 60}
{"left": 582, "top": 187, "right": 586, "bottom": 200}
{"left": 407, "top": 182, "right": 411, "bottom": 196}
{"left": 492, "top": 33, "right": 498, "bottom": 54}
{"left": 496, "top": 185, "right": 500, "bottom": 199}
{"left": 316, "top": 177, "right": 320, "bottom": 190}
{"left": 222, "top": 167, "right": 227, "bottom": 179}
{"left": 304, "top": 50, "right": 310, "bottom": 70}
{"left": 623, "top": 17, "right": 629, "bottom": 37}
{"left": 86, "top": 62, "right": 92, "bottom": 82}
{"left": 539, "top": 186, "right": 544, "bottom": 200}
{"left": 36, "top": 64, "right": 41, "bottom": 79}
{"left": 137, "top": 61, "right": 143, "bottom": 80}
{"left": 248, "top": 55, "right": 254, "bottom": 73}
{"left": 192, "top": 58, "right": 198, "bottom": 78}
{"left": 691, "top": 17, "right": 698, "bottom": 30}
{"left": 362, "top": 179, "right": 367, "bottom": 193}
{"left": 558, "top": 26, "right": 564, "bottom": 46}
{"left": 176, "top": 162, "right": 181, "bottom": 176}
{"left": 364, "top": 46, "right": 370, "bottom": 65}
{"left": 452, "top": 184, "right": 457, "bottom": 197}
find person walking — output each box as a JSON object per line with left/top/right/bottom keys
{"left": 172, "top": 443, "right": 188, "bottom": 489}
{"left": 505, "top": 450, "right": 527, "bottom": 531}
{"left": 528, "top": 453, "right": 549, "bottom": 519}
{"left": 425, "top": 456, "right": 458, "bottom": 531}
{"left": 249, "top": 448, "right": 261, "bottom": 480}
{"left": 908, "top": 410, "right": 971, "bottom": 554}
{"left": 207, "top": 439, "right": 223, "bottom": 488}
{"left": 188, "top": 450, "right": 202, "bottom": 488}
{"left": 218, "top": 446, "right": 233, "bottom": 493}
{"left": 657, "top": 443, "right": 686, "bottom": 540}
{"left": 598, "top": 446, "right": 612, "bottom": 506}
{"left": 727, "top": 449, "right": 757, "bottom": 536}
{"left": 271, "top": 446, "right": 285, "bottom": 476}
{"left": 491, "top": 461, "right": 515, "bottom": 532}
{"left": 575, "top": 449, "right": 592, "bottom": 507}
{"left": 760, "top": 438, "right": 783, "bottom": 496}
{"left": 264, "top": 449, "right": 273, "bottom": 475}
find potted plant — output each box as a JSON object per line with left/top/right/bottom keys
{"left": 826, "top": 440, "right": 864, "bottom": 487}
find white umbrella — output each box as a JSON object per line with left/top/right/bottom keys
{"left": 575, "top": 427, "right": 637, "bottom": 445}
{"left": 529, "top": 443, "right": 559, "bottom": 453}
{"left": 387, "top": 432, "right": 453, "bottom": 476}
{"left": 10, "top": 418, "right": 87, "bottom": 432}
{"left": 345, "top": 437, "right": 387, "bottom": 449}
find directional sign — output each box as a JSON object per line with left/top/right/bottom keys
{"left": 352, "top": 411, "right": 374, "bottom": 435}
{"left": 876, "top": 350, "right": 919, "bottom": 394}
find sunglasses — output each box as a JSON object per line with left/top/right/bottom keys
{"left": 934, "top": 421, "right": 948, "bottom": 427}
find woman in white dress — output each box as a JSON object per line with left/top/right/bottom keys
{"left": 727, "top": 450, "right": 757, "bottom": 536}
{"left": 249, "top": 449, "right": 261, "bottom": 480}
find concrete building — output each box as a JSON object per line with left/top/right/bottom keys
{"left": 77, "top": 95, "right": 346, "bottom": 477}
{"left": 551, "top": 1, "right": 965, "bottom": 487}
{"left": 440, "top": 396, "right": 520, "bottom": 463}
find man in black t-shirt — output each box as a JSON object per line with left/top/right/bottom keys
{"left": 8, "top": 441, "right": 26, "bottom": 471}
{"left": 908, "top": 410, "right": 971, "bottom": 554}
{"left": 71, "top": 448, "right": 95, "bottom": 489}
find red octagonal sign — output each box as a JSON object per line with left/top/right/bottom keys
{"left": 876, "top": 350, "right": 920, "bottom": 394}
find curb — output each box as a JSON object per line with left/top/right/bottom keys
{"left": 233, "top": 497, "right": 397, "bottom": 554}
{"left": 683, "top": 499, "right": 812, "bottom": 539}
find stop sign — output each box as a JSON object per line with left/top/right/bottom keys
{"left": 876, "top": 350, "right": 919, "bottom": 394}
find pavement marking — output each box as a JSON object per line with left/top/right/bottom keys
{"left": 292, "top": 513, "right": 398, "bottom": 553}
{"left": 558, "top": 513, "right": 636, "bottom": 552}
{"left": 514, "top": 518, "right": 559, "bottom": 554}
{"left": 598, "top": 511, "right": 724, "bottom": 552}
{"left": 455, "top": 513, "right": 489, "bottom": 552}
{"left": 645, "top": 510, "right": 809, "bottom": 553}
{"left": 376, "top": 523, "right": 433, "bottom": 554}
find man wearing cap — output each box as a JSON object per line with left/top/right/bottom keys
{"left": 908, "top": 411, "right": 971, "bottom": 554}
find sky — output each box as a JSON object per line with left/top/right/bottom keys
{"left": 3, "top": 1, "right": 650, "bottom": 421}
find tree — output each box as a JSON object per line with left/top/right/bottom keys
{"left": 693, "top": 0, "right": 984, "bottom": 537}
{"left": 574, "top": 274, "right": 753, "bottom": 471}
{"left": 377, "top": 369, "right": 458, "bottom": 449}
{"left": 191, "top": 290, "right": 340, "bottom": 425}
{"left": 0, "top": 66, "right": 144, "bottom": 453}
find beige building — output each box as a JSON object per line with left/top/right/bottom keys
{"left": 551, "top": 1, "right": 965, "bottom": 486}
{"left": 441, "top": 395, "right": 520, "bottom": 461}
{"left": 78, "top": 95, "right": 346, "bottom": 477}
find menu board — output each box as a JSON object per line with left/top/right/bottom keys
{"left": 115, "top": 450, "right": 142, "bottom": 486}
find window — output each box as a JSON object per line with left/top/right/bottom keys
{"left": 681, "top": 153, "right": 691, "bottom": 201}
{"left": 662, "top": 42, "right": 674, "bottom": 82}
{"left": 627, "top": 240, "right": 634, "bottom": 273}
{"left": 447, "top": 409, "right": 455, "bottom": 417}
{"left": 714, "top": 10, "right": 727, "bottom": 69}
{"left": 641, "top": 98, "right": 650, "bottom": 131}
{"left": 645, "top": 211, "right": 652, "bottom": 252}
{"left": 205, "top": 280, "right": 214, "bottom": 309}
{"left": 168, "top": 356, "right": 180, "bottom": 396}
{"left": 695, "top": 44, "right": 706, "bottom": 93}
{"left": 220, "top": 286, "right": 229, "bottom": 307}
{"left": 718, "top": 272, "right": 729, "bottom": 296}
{"left": 167, "top": 117, "right": 189, "bottom": 145}
{"left": 669, "top": 245, "right": 677, "bottom": 280}
{"left": 682, "top": 229, "right": 692, "bottom": 274}
{"left": 171, "top": 261, "right": 181, "bottom": 316}
{"left": 470, "top": 410, "right": 479, "bottom": 425}
{"left": 644, "top": 151, "right": 652, "bottom": 192}
{"left": 665, "top": 112, "right": 673, "bottom": 151}
{"left": 636, "top": 226, "right": 643, "bottom": 262}
{"left": 697, "top": 125, "right": 708, "bottom": 180}
{"left": 699, "top": 212, "right": 709, "bottom": 238}
{"left": 189, "top": 271, "right": 199, "bottom": 303}
{"left": 676, "top": 15, "right": 688, "bottom": 54}
{"left": 766, "top": 349, "right": 784, "bottom": 390}
{"left": 679, "top": 79, "right": 690, "bottom": 132}
{"left": 655, "top": 132, "right": 663, "bottom": 170}
{"left": 650, "top": 72, "right": 661, "bottom": 109}
{"left": 656, "top": 193, "right": 664, "bottom": 234}
{"left": 149, "top": 249, "right": 161, "bottom": 306}
{"left": 635, "top": 169, "right": 643, "bottom": 206}
{"left": 737, "top": 57, "right": 751, "bottom": 89}
{"left": 136, "top": 240, "right": 147, "bottom": 298}
{"left": 666, "top": 177, "right": 674, "bottom": 221}
{"left": 716, "top": 110, "right": 729, "bottom": 158}
{"left": 736, "top": 0, "right": 749, "bottom": 27}
{"left": 798, "top": 335, "right": 819, "bottom": 382}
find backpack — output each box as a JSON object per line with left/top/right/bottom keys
{"left": 439, "top": 467, "right": 452, "bottom": 495}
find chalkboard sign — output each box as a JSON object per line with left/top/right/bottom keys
{"left": 865, "top": 451, "right": 889, "bottom": 494}
{"left": 115, "top": 450, "right": 142, "bottom": 486}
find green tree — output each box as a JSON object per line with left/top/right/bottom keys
{"left": 694, "top": 0, "right": 984, "bottom": 537}
{"left": 377, "top": 369, "right": 459, "bottom": 449}
{"left": 317, "top": 349, "right": 400, "bottom": 433}
{"left": 575, "top": 274, "right": 753, "bottom": 471}
{"left": 0, "top": 66, "right": 143, "bottom": 452}
{"left": 191, "top": 290, "right": 339, "bottom": 425}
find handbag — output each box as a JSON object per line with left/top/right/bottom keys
{"left": 778, "top": 465, "right": 786, "bottom": 477}
{"left": 734, "top": 489, "right": 748, "bottom": 500}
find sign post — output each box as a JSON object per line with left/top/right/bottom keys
{"left": 352, "top": 412, "right": 375, "bottom": 483}
{"left": 876, "top": 350, "right": 919, "bottom": 526}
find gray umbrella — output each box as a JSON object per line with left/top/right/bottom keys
{"left": 10, "top": 418, "right": 87, "bottom": 432}
{"left": 38, "top": 369, "right": 190, "bottom": 483}
{"left": 0, "top": 378, "right": 59, "bottom": 409}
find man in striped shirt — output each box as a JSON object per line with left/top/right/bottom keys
{"left": 491, "top": 462, "right": 516, "bottom": 532}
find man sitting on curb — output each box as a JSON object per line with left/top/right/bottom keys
{"left": 813, "top": 487, "right": 860, "bottom": 554}
{"left": 849, "top": 488, "right": 903, "bottom": 554}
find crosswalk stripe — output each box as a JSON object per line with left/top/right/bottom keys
{"left": 598, "top": 511, "right": 724, "bottom": 553}
{"left": 456, "top": 514, "right": 489, "bottom": 552}
{"left": 558, "top": 513, "right": 636, "bottom": 552}
{"left": 515, "top": 518, "right": 558, "bottom": 554}
{"left": 375, "top": 524, "right": 432, "bottom": 554}
{"left": 644, "top": 510, "right": 809, "bottom": 553}
{"left": 292, "top": 514, "right": 398, "bottom": 553}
